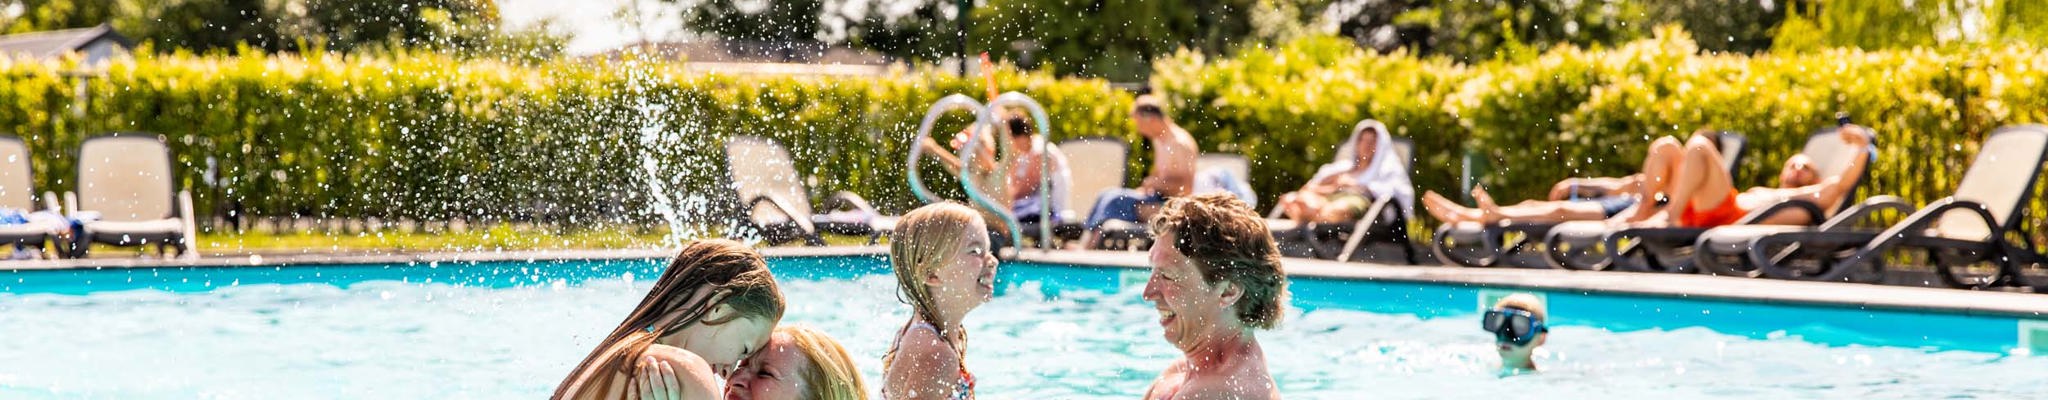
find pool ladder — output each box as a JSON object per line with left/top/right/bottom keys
{"left": 908, "top": 93, "right": 1058, "bottom": 257}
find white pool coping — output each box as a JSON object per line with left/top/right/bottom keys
{"left": 4, "top": 246, "right": 2045, "bottom": 319}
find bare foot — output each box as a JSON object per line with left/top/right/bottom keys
{"left": 1422, "top": 191, "right": 1478, "bottom": 223}
{"left": 1471, "top": 186, "right": 1507, "bottom": 224}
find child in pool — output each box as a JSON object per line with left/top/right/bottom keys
{"left": 882, "top": 202, "right": 1000, "bottom": 400}
{"left": 1484, "top": 293, "right": 1548, "bottom": 376}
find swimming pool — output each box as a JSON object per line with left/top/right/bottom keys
{"left": 2, "top": 254, "right": 2044, "bottom": 398}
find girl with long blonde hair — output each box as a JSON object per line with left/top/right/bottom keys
{"left": 882, "top": 202, "right": 998, "bottom": 400}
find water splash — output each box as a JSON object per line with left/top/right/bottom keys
{"left": 627, "top": 71, "right": 718, "bottom": 247}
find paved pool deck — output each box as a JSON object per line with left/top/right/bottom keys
{"left": 5, "top": 246, "right": 2045, "bottom": 319}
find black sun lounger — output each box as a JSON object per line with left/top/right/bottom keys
{"left": 1744, "top": 124, "right": 2048, "bottom": 289}
{"left": 1434, "top": 131, "right": 1746, "bottom": 269}
{"left": 1551, "top": 128, "right": 1874, "bottom": 273}
{"left": 1270, "top": 137, "right": 1417, "bottom": 264}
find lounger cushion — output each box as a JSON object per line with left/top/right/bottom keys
{"left": 867, "top": 216, "right": 898, "bottom": 233}
{"left": 86, "top": 219, "right": 183, "bottom": 237}
{"left": 0, "top": 222, "right": 53, "bottom": 242}
{"left": 1264, "top": 218, "right": 1300, "bottom": 233}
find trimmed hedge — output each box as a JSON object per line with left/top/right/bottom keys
{"left": 1152, "top": 29, "right": 2048, "bottom": 230}
{"left": 4, "top": 28, "right": 2045, "bottom": 237}
{"left": 0, "top": 52, "right": 1133, "bottom": 229}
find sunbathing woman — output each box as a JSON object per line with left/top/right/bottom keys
{"left": 554, "top": 240, "right": 786, "bottom": 400}
{"left": 1275, "top": 119, "right": 1414, "bottom": 224}
{"left": 884, "top": 202, "right": 1000, "bottom": 400}
{"left": 725, "top": 325, "right": 870, "bottom": 400}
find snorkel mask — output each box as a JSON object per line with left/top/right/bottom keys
{"left": 1482, "top": 308, "right": 1548, "bottom": 346}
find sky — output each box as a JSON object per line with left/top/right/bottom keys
{"left": 497, "top": 0, "right": 686, "bottom": 55}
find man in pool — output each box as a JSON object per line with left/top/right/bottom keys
{"left": 1140, "top": 193, "right": 1287, "bottom": 400}
{"left": 1484, "top": 293, "right": 1549, "bottom": 375}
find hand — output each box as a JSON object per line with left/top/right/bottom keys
{"left": 1550, "top": 180, "right": 1576, "bottom": 200}
{"left": 920, "top": 137, "right": 950, "bottom": 155}
{"left": 628, "top": 355, "right": 683, "bottom": 400}
{"left": 950, "top": 130, "right": 971, "bottom": 150}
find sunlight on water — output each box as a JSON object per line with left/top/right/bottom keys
{"left": 1, "top": 260, "right": 2043, "bottom": 399}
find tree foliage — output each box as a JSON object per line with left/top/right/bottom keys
{"left": 678, "top": 0, "right": 824, "bottom": 44}
{"left": 0, "top": 0, "right": 563, "bottom": 59}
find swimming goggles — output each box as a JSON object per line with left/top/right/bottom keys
{"left": 1482, "top": 308, "right": 1548, "bottom": 345}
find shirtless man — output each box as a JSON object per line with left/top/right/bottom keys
{"left": 1083, "top": 95, "right": 1198, "bottom": 246}
{"left": 1140, "top": 194, "right": 1287, "bottom": 400}
{"left": 1638, "top": 125, "right": 1870, "bottom": 228}
{"left": 1422, "top": 128, "right": 1847, "bottom": 227}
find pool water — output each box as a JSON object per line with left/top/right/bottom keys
{"left": 2, "top": 256, "right": 2044, "bottom": 399}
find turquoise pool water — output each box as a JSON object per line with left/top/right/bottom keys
{"left": 2, "top": 255, "right": 2044, "bottom": 398}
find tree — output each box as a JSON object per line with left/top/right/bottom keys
{"left": 677, "top": 0, "right": 824, "bottom": 46}
{"left": 973, "top": 0, "right": 1258, "bottom": 81}
{"left": 0, "top": 0, "right": 562, "bottom": 58}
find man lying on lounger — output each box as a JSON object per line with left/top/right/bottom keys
{"left": 1422, "top": 130, "right": 1732, "bottom": 225}
{"left": 1423, "top": 128, "right": 1862, "bottom": 228}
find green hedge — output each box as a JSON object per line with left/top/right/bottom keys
{"left": 0, "top": 53, "right": 1133, "bottom": 229}
{"left": 1152, "top": 29, "right": 2048, "bottom": 230}
{"left": 4, "top": 29, "right": 2045, "bottom": 237}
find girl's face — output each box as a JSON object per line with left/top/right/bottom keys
{"left": 927, "top": 217, "right": 999, "bottom": 316}
{"left": 724, "top": 332, "right": 809, "bottom": 400}
{"left": 661, "top": 312, "right": 774, "bottom": 377}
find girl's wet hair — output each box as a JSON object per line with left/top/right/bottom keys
{"left": 883, "top": 201, "right": 982, "bottom": 367}
{"left": 552, "top": 239, "right": 785, "bottom": 399}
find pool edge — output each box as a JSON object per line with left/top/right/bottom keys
{"left": 5, "top": 246, "right": 2045, "bottom": 320}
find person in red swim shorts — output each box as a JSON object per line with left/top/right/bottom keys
{"left": 1627, "top": 125, "right": 1874, "bottom": 228}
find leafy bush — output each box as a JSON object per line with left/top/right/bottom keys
{"left": 1155, "top": 28, "right": 2048, "bottom": 233}
{"left": 0, "top": 52, "right": 1132, "bottom": 230}
{"left": 5, "top": 29, "right": 2045, "bottom": 240}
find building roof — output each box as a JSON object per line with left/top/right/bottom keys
{"left": 595, "top": 40, "right": 891, "bottom": 66}
{"left": 0, "top": 24, "right": 135, "bottom": 59}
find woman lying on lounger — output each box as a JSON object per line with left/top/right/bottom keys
{"left": 1423, "top": 128, "right": 1852, "bottom": 227}
{"left": 1274, "top": 119, "right": 1414, "bottom": 224}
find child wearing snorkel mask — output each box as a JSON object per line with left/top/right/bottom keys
{"left": 1483, "top": 294, "right": 1548, "bottom": 376}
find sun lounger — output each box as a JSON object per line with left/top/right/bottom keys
{"left": 1543, "top": 129, "right": 1865, "bottom": 272}
{"left": 0, "top": 135, "right": 64, "bottom": 258}
{"left": 1743, "top": 124, "right": 2048, "bottom": 289}
{"left": 1016, "top": 136, "right": 1128, "bottom": 248}
{"left": 66, "top": 133, "right": 196, "bottom": 258}
{"left": 1089, "top": 151, "right": 1250, "bottom": 251}
{"left": 723, "top": 135, "right": 893, "bottom": 246}
{"left": 1434, "top": 131, "right": 1746, "bottom": 268}
{"left": 1269, "top": 138, "right": 1417, "bottom": 263}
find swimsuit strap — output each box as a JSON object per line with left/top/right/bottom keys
{"left": 889, "top": 321, "right": 975, "bottom": 400}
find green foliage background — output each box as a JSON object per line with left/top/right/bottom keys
{"left": 0, "top": 52, "right": 1131, "bottom": 230}
{"left": 2, "top": 29, "right": 2046, "bottom": 234}
{"left": 1152, "top": 29, "right": 2048, "bottom": 223}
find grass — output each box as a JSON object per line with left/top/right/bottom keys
{"left": 91, "top": 223, "right": 886, "bottom": 258}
